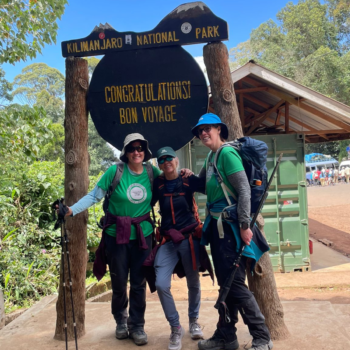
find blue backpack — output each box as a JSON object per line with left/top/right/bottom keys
{"left": 212, "top": 137, "right": 268, "bottom": 214}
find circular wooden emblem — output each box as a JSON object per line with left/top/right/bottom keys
{"left": 88, "top": 46, "right": 208, "bottom": 154}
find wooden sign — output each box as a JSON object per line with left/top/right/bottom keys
{"left": 61, "top": 2, "right": 228, "bottom": 58}
{"left": 87, "top": 46, "right": 208, "bottom": 153}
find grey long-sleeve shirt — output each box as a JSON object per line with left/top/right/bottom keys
{"left": 199, "top": 167, "right": 251, "bottom": 224}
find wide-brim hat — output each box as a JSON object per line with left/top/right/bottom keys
{"left": 191, "top": 113, "right": 229, "bottom": 140}
{"left": 156, "top": 146, "right": 176, "bottom": 160}
{"left": 120, "top": 133, "right": 152, "bottom": 163}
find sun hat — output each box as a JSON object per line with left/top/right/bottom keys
{"left": 120, "top": 133, "right": 152, "bottom": 163}
{"left": 191, "top": 113, "right": 229, "bottom": 140}
{"left": 156, "top": 146, "right": 177, "bottom": 161}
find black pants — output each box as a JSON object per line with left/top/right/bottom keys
{"left": 209, "top": 219, "right": 270, "bottom": 345}
{"left": 105, "top": 233, "right": 152, "bottom": 332}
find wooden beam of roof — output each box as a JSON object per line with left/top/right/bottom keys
{"left": 242, "top": 93, "right": 270, "bottom": 109}
{"left": 235, "top": 87, "right": 268, "bottom": 93}
{"left": 297, "top": 129, "right": 349, "bottom": 135}
{"left": 288, "top": 115, "right": 329, "bottom": 140}
{"left": 246, "top": 99, "right": 285, "bottom": 136}
{"left": 242, "top": 76, "right": 350, "bottom": 132}
{"left": 267, "top": 87, "right": 350, "bottom": 132}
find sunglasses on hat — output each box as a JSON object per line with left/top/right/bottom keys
{"left": 158, "top": 156, "right": 174, "bottom": 164}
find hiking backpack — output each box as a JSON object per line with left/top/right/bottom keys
{"left": 211, "top": 136, "right": 268, "bottom": 214}
{"left": 155, "top": 174, "right": 203, "bottom": 241}
{"left": 97, "top": 162, "right": 154, "bottom": 228}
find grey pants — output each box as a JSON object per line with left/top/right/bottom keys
{"left": 154, "top": 238, "right": 201, "bottom": 327}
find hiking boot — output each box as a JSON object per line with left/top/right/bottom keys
{"left": 198, "top": 331, "right": 239, "bottom": 350}
{"left": 247, "top": 340, "right": 273, "bottom": 350}
{"left": 115, "top": 323, "right": 128, "bottom": 339}
{"left": 129, "top": 330, "right": 148, "bottom": 346}
{"left": 168, "top": 325, "right": 185, "bottom": 350}
{"left": 189, "top": 318, "right": 204, "bottom": 340}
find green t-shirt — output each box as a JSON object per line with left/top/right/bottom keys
{"left": 203, "top": 147, "right": 244, "bottom": 218}
{"left": 97, "top": 164, "right": 161, "bottom": 239}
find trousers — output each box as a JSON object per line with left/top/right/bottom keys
{"left": 104, "top": 233, "right": 152, "bottom": 332}
{"left": 154, "top": 238, "right": 201, "bottom": 327}
{"left": 209, "top": 219, "right": 270, "bottom": 346}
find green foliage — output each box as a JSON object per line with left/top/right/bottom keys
{"left": 0, "top": 160, "right": 64, "bottom": 312}
{"left": 0, "top": 104, "right": 52, "bottom": 164}
{"left": 39, "top": 123, "right": 64, "bottom": 161}
{"left": 12, "top": 63, "right": 65, "bottom": 122}
{"left": 0, "top": 67, "right": 13, "bottom": 104}
{"left": 230, "top": 0, "right": 350, "bottom": 105}
{"left": 88, "top": 118, "right": 118, "bottom": 176}
{"left": 0, "top": 0, "right": 67, "bottom": 64}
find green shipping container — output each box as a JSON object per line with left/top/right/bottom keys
{"left": 177, "top": 133, "right": 310, "bottom": 273}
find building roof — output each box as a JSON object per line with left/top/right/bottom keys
{"left": 225, "top": 61, "right": 350, "bottom": 143}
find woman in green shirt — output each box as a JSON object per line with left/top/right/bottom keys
{"left": 191, "top": 114, "right": 272, "bottom": 350}
{"left": 64, "top": 133, "right": 160, "bottom": 346}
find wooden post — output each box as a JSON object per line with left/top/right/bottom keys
{"left": 285, "top": 102, "right": 290, "bottom": 134}
{"left": 203, "top": 42, "right": 290, "bottom": 341}
{"left": 247, "top": 215, "right": 290, "bottom": 340}
{"left": 54, "top": 57, "right": 89, "bottom": 341}
{"left": 238, "top": 81, "right": 245, "bottom": 133}
{"left": 203, "top": 42, "right": 243, "bottom": 139}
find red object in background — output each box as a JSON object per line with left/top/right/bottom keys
{"left": 99, "top": 32, "right": 105, "bottom": 39}
{"left": 309, "top": 239, "right": 313, "bottom": 254}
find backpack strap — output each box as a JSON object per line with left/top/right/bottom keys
{"left": 145, "top": 162, "right": 154, "bottom": 192}
{"left": 213, "top": 145, "right": 237, "bottom": 206}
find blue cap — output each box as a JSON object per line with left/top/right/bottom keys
{"left": 191, "top": 113, "right": 229, "bottom": 139}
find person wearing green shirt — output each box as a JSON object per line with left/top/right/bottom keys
{"left": 64, "top": 133, "right": 160, "bottom": 346}
{"left": 191, "top": 114, "right": 272, "bottom": 350}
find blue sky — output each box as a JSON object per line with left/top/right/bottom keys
{"left": 3, "top": 0, "right": 297, "bottom": 82}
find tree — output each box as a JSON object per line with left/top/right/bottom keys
{"left": 0, "top": 68, "right": 13, "bottom": 105}
{"left": 88, "top": 121, "right": 117, "bottom": 176}
{"left": 12, "top": 63, "right": 65, "bottom": 122}
{"left": 39, "top": 123, "right": 65, "bottom": 161}
{"left": 0, "top": 104, "right": 52, "bottom": 165}
{"left": 0, "top": 0, "right": 67, "bottom": 64}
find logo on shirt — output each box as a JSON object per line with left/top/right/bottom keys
{"left": 127, "top": 183, "right": 147, "bottom": 204}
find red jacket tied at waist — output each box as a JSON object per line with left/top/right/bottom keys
{"left": 93, "top": 211, "right": 153, "bottom": 281}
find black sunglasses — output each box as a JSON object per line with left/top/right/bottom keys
{"left": 126, "top": 145, "right": 144, "bottom": 153}
{"left": 158, "top": 156, "right": 174, "bottom": 164}
{"left": 197, "top": 125, "right": 216, "bottom": 136}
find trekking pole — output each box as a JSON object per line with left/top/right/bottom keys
{"left": 52, "top": 199, "right": 79, "bottom": 350}
{"left": 214, "top": 153, "right": 283, "bottom": 322}
{"left": 62, "top": 220, "right": 79, "bottom": 350}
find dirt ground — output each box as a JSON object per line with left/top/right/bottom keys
{"left": 145, "top": 183, "right": 350, "bottom": 304}
{"left": 308, "top": 183, "right": 350, "bottom": 256}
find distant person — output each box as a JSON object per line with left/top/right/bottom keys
{"left": 314, "top": 169, "right": 320, "bottom": 185}
{"left": 341, "top": 167, "right": 346, "bottom": 183}
{"left": 345, "top": 166, "right": 350, "bottom": 183}
{"left": 334, "top": 168, "right": 339, "bottom": 183}
{"left": 320, "top": 170, "right": 325, "bottom": 186}
{"left": 328, "top": 168, "right": 334, "bottom": 185}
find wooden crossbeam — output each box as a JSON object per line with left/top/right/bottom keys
{"left": 235, "top": 87, "right": 268, "bottom": 93}
{"left": 246, "top": 99, "right": 285, "bottom": 135}
{"left": 285, "top": 102, "right": 290, "bottom": 133}
{"left": 242, "top": 76, "right": 350, "bottom": 132}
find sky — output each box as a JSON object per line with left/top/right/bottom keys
{"left": 3, "top": 0, "right": 297, "bottom": 82}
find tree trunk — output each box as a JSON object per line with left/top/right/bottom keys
{"left": 203, "top": 42, "right": 243, "bottom": 140}
{"left": 203, "top": 42, "right": 290, "bottom": 341}
{"left": 247, "top": 215, "right": 290, "bottom": 340}
{"left": 54, "top": 57, "right": 89, "bottom": 341}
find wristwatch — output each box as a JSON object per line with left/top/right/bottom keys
{"left": 239, "top": 222, "right": 249, "bottom": 230}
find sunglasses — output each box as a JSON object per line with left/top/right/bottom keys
{"left": 158, "top": 156, "right": 174, "bottom": 164}
{"left": 197, "top": 125, "right": 215, "bottom": 136}
{"left": 126, "top": 145, "right": 144, "bottom": 153}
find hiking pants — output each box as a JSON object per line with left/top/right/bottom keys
{"left": 104, "top": 233, "right": 152, "bottom": 332}
{"left": 154, "top": 238, "right": 201, "bottom": 327}
{"left": 209, "top": 219, "right": 270, "bottom": 346}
